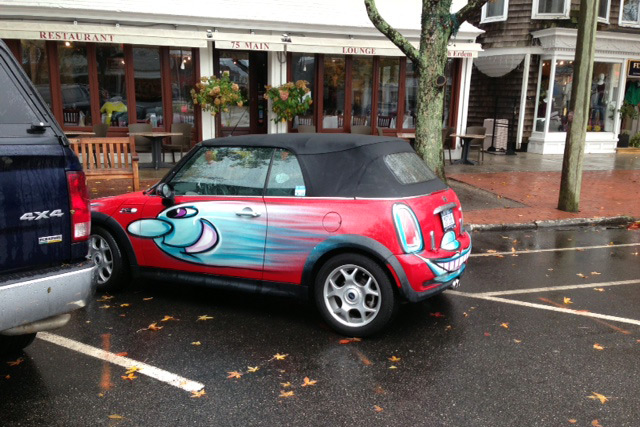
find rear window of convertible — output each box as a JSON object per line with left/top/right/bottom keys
{"left": 384, "top": 152, "right": 437, "bottom": 185}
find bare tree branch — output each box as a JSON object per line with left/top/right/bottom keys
{"left": 455, "top": 0, "right": 489, "bottom": 26}
{"left": 364, "top": 0, "right": 421, "bottom": 64}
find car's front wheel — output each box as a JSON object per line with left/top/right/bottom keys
{"left": 314, "top": 253, "right": 397, "bottom": 337}
{"left": 0, "top": 333, "right": 36, "bottom": 355}
{"left": 90, "top": 226, "right": 128, "bottom": 292}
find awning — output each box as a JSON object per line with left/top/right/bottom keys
{"left": 0, "top": 21, "right": 206, "bottom": 48}
{"left": 211, "top": 32, "right": 481, "bottom": 58}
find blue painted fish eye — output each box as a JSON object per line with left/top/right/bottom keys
{"left": 166, "top": 207, "right": 198, "bottom": 219}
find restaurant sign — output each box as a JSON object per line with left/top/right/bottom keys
{"left": 628, "top": 60, "right": 640, "bottom": 78}
{"left": 216, "top": 40, "right": 284, "bottom": 51}
{"left": 39, "top": 31, "right": 115, "bottom": 42}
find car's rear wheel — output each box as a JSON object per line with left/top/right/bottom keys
{"left": 314, "top": 253, "right": 397, "bottom": 337}
{"left": 0, "top": 333, "right": 37, "bottom": 355}
{"left": 90, "top": 226, "right": 128, "bottom": 292}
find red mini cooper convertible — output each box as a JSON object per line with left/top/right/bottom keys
{"left": 90, "top": 134, "right": 471, "bottom": 336}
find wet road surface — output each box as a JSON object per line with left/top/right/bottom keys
{"left": 2, "top": 226, "right": 640, "bottom": 426}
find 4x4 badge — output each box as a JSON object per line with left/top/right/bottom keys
{"left": 20, "top": 209, "right": 64, "bottom": 221}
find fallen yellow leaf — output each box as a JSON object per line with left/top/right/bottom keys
{"left": 513, "top": 339, "right": 522, "bottom": 344}
{"left": 272, "top": 353, "right": 288, "bottom": 361}
{"left": 486, "top": 249, "right": 497, "bottom": 253}
{"left": 99, "top": 305, "right": 111, "bottom": 309}
{"left": 500, "top": 322, "right": 509, "bottom": 329}
{"left": 120, "top": 303, "right": 130, "bottom": 307}
{"left": 108, "top": 414, "right": 124, "bottom": 419}
{"left": 577, "top": 273, "right": 587, "bottom": 278}
{"left": 593, "top": 288, "right": 605, "bottom": 292}
{"left": 388, "top": 356, "right": 401, "bottom": 363}
{"left": 587, "top": 392, "right": 609, "bottom": 404}
{"left": 568, "top": 419, "right": 577, "bottom": 424}
{"left": 121, "top": 373, "right": 137, "bottom": 381}
{"left": 592, "top": 420, "right": 602, "bottom": 427}
{"left": 247, "top": 366, "right": 259, "bottom": 373}
{"left": 227, "top": 371, "right": 242, "bottom": 379}
{"left": 389, "top": 365, "right": 397, "bottom": 370}
{"left": 279, "top": 390, "right": 295, "bottom": 398}
{"left": 280, "top": 382, "right": 292, "bottom": 387}
{"left": 593, "top": 343, "right": 604, "bottom": 351}
{"left": 302, "top": 377, "right": 317, "bottom": 387}
{"left": 191, "top": 389, "right": 206, "bottom": 398}
{"left": 563, "top": 297, "right": 573, "bottom": 305}
{"left": 373, "top": 405, "right": 384, "bottom": 413}
{"left": 191, "top": 341, "right": 201, "bottom": 346}
{"left": 590, "top": 272, "right": 601, "bottom": 275}
{"left": 197, "top": 315, "right": 214, "bottom": 321}
{"left": 146, "top": 323, "right": 163, "bottom": 331}
{"left": 7, "top": 358, "right": 24, "bottom": 367}
{"left": 143, "top": 297, "right": 153, "bottom": 301}
{"left": 126, "top": 366, "right": 140, "bottom": 374}
{"left": 160, "top": 315, "right": 177, "bottom": 322}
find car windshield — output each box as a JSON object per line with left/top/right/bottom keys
{"left": 170, "top": 146, "right": 274, "bottom": 196}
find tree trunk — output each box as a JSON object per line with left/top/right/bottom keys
{"left": 557, "top": 0, "right": 599, "bottom": 212}
{"left": 415, "top": 26, "right": 451, "bottom": 180}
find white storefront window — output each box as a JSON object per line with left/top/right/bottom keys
{"left": 621, "top": 0, "right": 640, "bottom": 27}
{"left": 599, "top": 0, "right": 611, "bottom": 23}
{"left": 481, "top": 0, "right": 509, "bottom": 23}
{"left": 532, "top": 0, "right": 569, "bottom": 19}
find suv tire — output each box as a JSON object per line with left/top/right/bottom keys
{"left": 90, "top": 226, "right": 128, "bottom": 292}
{"left": 315, "top": 253, "right": 397, "bottom": 337}
{"left": 0, "top": 333, "right": 37, "bottom": 355}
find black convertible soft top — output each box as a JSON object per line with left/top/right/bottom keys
{"left": 199, "top": 134, "right": 447, "bottom": 198}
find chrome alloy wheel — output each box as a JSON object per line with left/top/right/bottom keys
{"left": 90, "top": 234, "right": 114, "bottom": 285}
{"left": 323, "top": 264, "right": 382, "bottom": 327}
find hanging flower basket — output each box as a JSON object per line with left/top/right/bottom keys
{"left": 264, "top": 80, "right": 313, "bottom": 123}
{"left": 191, "top": 71, "right": 246, "bottom": 116}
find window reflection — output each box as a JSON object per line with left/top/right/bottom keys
{"left": 97, "top": 44, "right": 128, "bottom": 127}
{"left": 58, "top": 42, "right": 91, "bottom": 126}
{"left": 133, "top": 47, "right": 163, "bottom": 127}
{"left": 351, "top": 56, "right": 373, "bottom": 126}
{"left": 20, "top": 40, "right": 51, "bottom": 108}
{"left": 291, "top": 53, "right": 315, "bottom": 128}
{"left": 377, "top": 57, "right": 399, "bottom": 129}
{"left": 218, "top": 51, "right": 250, "bottom": 128}
{"left": 404, "top": 59, "right": 418, "bottom": 129}
{"left": 170, "top": 48, "right": 195, "bottom": 125}
{"left": 323, "top": 55, "right": 345, "bottom": 129}
{"left": 535, "top": 60, "right": 551, "bottom": 132}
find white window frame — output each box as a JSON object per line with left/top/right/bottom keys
{"left": 598, "top": 0, "right": 611, "bottom": 23}
{"left": 481, "top": 0, "right": 509, "bottom": 23}
{"left": 531, "top": 0, "right": 570, "bottom": 20}
{"left": 619, "top": 0, "right": 640, "bottom": 28}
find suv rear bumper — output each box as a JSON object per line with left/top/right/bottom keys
{"left": 0, "top": 262, "right": 96, "bottom": 334}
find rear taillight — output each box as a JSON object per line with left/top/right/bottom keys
{"left": 393, "top": 204, "right": 423, "bottom": 253}
{"left": 66, "top": 171, "right": 91, "bottom": 242}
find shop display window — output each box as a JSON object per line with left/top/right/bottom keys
{"left": 351, "top": 56, "right": 373, "bottom": 126}
{"left": 97, "top": 44, "right": 128, "bottom": 127}
{"left": 621, "top": 0, "right": 640, "bottom": 26}
{"left": 377, "top": 57, "right": 399, "bottom": 129}
{"left": 170, "top": 48, "right": 195, "bottom": 125}
{"left": 218, "top": 51, "right": 250, "bottom": 128}
{"left": 20, "top": 40, "right": 51, "bottom": 108}
{"left": 133, "top": 47, "right": 163, "bottom": 127}
{"left": 291, "top": 53, "right": 315, "bottom": 128}
{"left": 403, "top": 59, "right": 418, "bottom": 129}
{"left": 535, "top": 60, "right": 551, "bottom": 132}
{"left": 322, "top": 55, "right": 345, "bottom": 129}
{"left": 58, "top": 41, "right": 92, "bottom": 126}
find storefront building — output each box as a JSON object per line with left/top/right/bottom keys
{"left": 469, "top": 0, "right": 640, "bottom": 155}
{"left": 1, "top": 0, "right": 483, "bottom": 152}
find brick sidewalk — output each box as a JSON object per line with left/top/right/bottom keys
{"left": 450, "top": 170, "right": 640, "bottom": 225}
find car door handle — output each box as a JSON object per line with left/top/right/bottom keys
{"left": 235, "top": 207, "right": 261, "bottom": 218}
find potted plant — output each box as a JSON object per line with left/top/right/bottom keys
{"left": 191, "top": 71, "right": 246, "bottom": 136}
{"left": 617, "top": 102, "right": 638, "bottom": 147}
{"left": 263, "top": 80, "right": 312, "bottom": 123}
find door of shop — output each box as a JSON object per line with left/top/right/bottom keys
{"left": 215, "top": 50, "right": 268, "bottom": 136}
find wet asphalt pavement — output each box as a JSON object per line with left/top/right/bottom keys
{"left": 2, "top": 226, "right": 640, "bottom": 426}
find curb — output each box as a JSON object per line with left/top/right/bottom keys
{"left": 468, "top": 215, "right": 636, "bottom": 232}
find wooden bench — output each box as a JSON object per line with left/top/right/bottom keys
{"left": 68, "top": 137, "right": 140, "bottom": 191}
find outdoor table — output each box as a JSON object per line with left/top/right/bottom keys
{"left": 128, "top": 131, "right": 182, "bottom": 170}
{"left": 64, "top": 131, "right": 96, "bottom": 137}
{"left": 449, "top": 133, "right": 485, "bottom": 165}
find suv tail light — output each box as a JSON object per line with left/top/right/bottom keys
{"left": 393, "top": 204, "right": 423, "bottom": 253}
{"left": 66, "top": 171, "right": 91, "bottom": 242}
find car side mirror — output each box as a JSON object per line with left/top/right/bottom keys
{"left": 157, "top": 183, "right": 175, "bottom": 207}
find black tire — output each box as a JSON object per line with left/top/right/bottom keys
{"left": 314, "top": 253, "right": 397, "bottom": 337}
{"left": 0, "top": 333, "right": 37, "bottom": 355}
{"left": 90, "top": 226, "right": 129, "bottom": 292}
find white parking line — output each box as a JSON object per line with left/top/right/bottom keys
{"left": 445, "top": 291, "right": 640, "bottom": 327}
{"left": 470, "top": 242, "right": 640, "bottom": 257}
{"left": 38, "top": 332, "right": 204, "bottom": 393}
{"left": 475, "top": 279, "right": 640, "bottom": 297}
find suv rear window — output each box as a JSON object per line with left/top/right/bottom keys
{"left": 384, "top": 152, "right": 437, "bottom": 185}
{"left": 0, "top": 56, "right": 38, "bottom": 125}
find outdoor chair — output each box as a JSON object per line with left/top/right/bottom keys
{"left": 466, "top": 126, "right": 486, "bottom": 163}
{"left": 442, "top": 126, "right": 454, "bottom": 165}
{"left": 298, "top": 125, "right": 316, "bottom": 133}
{"left": 164, "top": 123, "right": 192, "bottom": 163}
{"left": 352, "top": 116, "right": 368, "bottom": 126}
{"left": 93, "top": 123, "right": 109, "bottom": 137}
{"left": 351, "top": 125, "right": 372, "bottom": 135}
{"left": 377, "top": 115, "right": 391, "bottom": 128}
{"left": 128, "top": 123, "right": 152, "bottom": 153}
{"left": 298, "top": 116, "right": 313, "bottom": 126}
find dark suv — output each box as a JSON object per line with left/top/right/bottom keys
{"left": 0, "top": 40, "right": 95, "bottom": 354}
